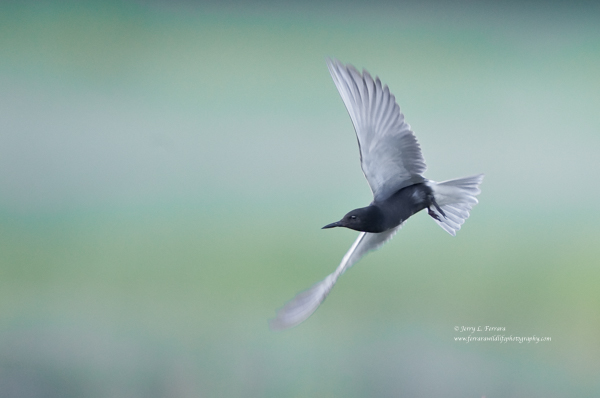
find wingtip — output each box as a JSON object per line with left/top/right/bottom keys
{"left": 326, "top": 56, "right": 340, "bottom": 64}
{"left": 268, "top": 317, "right": 289, "bottom": 332}
{"left": 325, "top": 56, "right": 341, "bottom": 70}
{"left": 326, "top": 57, "right": 340, "bottom": 78}
{"left": 269, "top": 274, "right": 337, "bottom": 331}
{"left": 268, "top": 311, "right": 300, "bottom": 332}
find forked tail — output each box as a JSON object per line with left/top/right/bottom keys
{"left": 427, "top": 174, "right": 484, "bottom": 236}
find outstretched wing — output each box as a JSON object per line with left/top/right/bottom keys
{"left": 270, "top": 224, "right": 402, "bottom": 330}
{"left": 327, "top": 59, "right": 427, "bottom": 202}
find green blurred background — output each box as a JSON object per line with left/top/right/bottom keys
{"left": 1, "top": 1, "right": 599, "bottom": 397}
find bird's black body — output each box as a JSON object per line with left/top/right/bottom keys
{"left": 323, "top": 183, "right": 442, "bottom": 233}
{"left": 270, "top": 59, "right": 483, "bottom": 330}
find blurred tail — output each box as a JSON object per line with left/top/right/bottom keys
{"left": 427, "top": 174, "right": 484, "bottom": 236}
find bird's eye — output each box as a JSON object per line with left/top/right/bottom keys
{"left": 350, "top": 215, "right": 357, "bottom": 220}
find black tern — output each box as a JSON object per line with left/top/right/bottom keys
{"left": 270, "top": 59, "right": 483, "bottom": 330}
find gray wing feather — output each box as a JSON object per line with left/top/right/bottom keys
{"left": 270, "top": 225, "right": 402, "bottom": 330}
{"left": 327, "top": 59, "right": 427, "bottom": 202}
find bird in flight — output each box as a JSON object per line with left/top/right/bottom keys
{"left": 270, "top": 59, "right": 483, "bottom": 330}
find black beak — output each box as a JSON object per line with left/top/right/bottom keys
{"left": 322, "top": 221, "right": 341, "bottom": 229}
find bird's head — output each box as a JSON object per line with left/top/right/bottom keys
{"left": 322, "top": 206, "right": 385, "bottom": 233}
